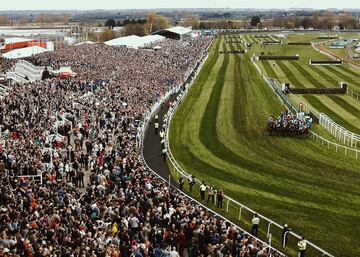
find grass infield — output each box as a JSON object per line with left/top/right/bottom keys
{"left": 169, "top": 36, "right": 360, "bottom": 257}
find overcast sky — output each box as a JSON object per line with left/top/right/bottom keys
{"left": 1, "top": 0, "right": 360, "bottom": 11}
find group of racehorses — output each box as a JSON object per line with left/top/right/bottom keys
{"left": 267, "top": 111, "right": 312, "bottom": 136}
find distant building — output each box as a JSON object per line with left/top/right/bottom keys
{"left": 2, "top": 46, "right": 50, "bottom": 59}
{"left": 0, "top": 37, "right": 47, "bottom": 51}
{"left": 152, "top": 26, "right": 193, "bottom": 40}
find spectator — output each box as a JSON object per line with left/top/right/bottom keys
{"left": 207, "top": 185, "right": 215, "bottom": 204}
{"left": 217, "top": 188, "right": 224, "bottom": 208}
{"left": 282, "top": 224, "right": 291, "bottom": 247}
{"left": 188, "top": 175, "right": 195, "bottom": 193}
{"left": 251, "top": 213, "right": 260, "bottom": 237}
{"left": 170, "top": 247, "right": 180, "bottom": 257}
{"left": 298, "top": 237, "right": 307, "bottom": 257}
{"left": 178, "top": 177, "right": 184, "bottom": 190}
{"left": 199, "top": 181, "right": 207, "bottom": 200}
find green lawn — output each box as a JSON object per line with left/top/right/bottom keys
{"left": 169, "top": 36, "right": 360, "bottom": 257}
{"left": 254, "top": 42, "right": 360, "bottom": 134}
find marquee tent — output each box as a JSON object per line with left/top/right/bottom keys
{"left": 104, "top": 35, "right": 165, "bottom": 49}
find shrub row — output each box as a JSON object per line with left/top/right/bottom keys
{"left": 259, "top": 55, "right": 299, "bottom": 60}
{"left": 219, "top": 50, "right": 245, "bottom": 54}
{"left": 262, "top": 41, "right": 282, "bottom": 44}
{"left": 310, "top": 59, "right": 342, "bottom": 65}
{"left": 287, "top": 42, "right": 311, "bottom": 45}
{"left": 317, "top": 36, "right": 339, "bottom": 39}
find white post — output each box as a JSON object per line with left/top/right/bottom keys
{"left": 267, "top": 222, "right": 273, "bottom": 237}
{"left": 239, "top": 207, "right": 243, "bottom": 220}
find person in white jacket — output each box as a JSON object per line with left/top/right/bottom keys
{"left": 170, "top": 247, "right": 180, "bottom": 257}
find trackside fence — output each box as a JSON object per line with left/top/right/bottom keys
{"left": 139, "top": 46, "right": 287, "bottom": 257}
{"left": 347, "top": 88, "right": 360, "bottom": 101}
{"left": 253, "top": 60, "right": 360, "bottom": 157}
{"left": 157, "top": 43, "right": 336, "bottom": 257}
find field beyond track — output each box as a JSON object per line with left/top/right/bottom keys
{"left": 169, "top": 36, "right": 360, "bottom": 257}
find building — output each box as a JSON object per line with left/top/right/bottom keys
{"left": 2, "top": 46, "right": 49, "bottom": 59}
{"left": 152, "top": 26, "right": 193, "bottom": 40}
{"left": 104, "top": 35, "right": 165, "bottom": 49}
{"left": 0, "top": 37, "right": 47, "bottom": 51}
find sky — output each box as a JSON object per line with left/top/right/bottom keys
{"left": 1, "top": 0, "right": 360, "bottom": 11}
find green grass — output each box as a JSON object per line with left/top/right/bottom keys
{"left": 254, "top": 40, "right": 360, "bottom": 134}
{"left": 275, "top": 60, "right": 360, "bottom": 134}
{"left": 169, "top": 36, "right": 360, "bottom": 257}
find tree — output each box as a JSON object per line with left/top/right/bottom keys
{"left": 300, "top": 17, "right": 312, "bottom": 29}
{"left": 152, "top": 16, "right": 170, "bottom": 31}
{"left": 98, "top": 29, "right": 115, "bottom": 42}
{"left": 181, "top": 14, "right": 200, "bottom": 29}
{"left": 312, "top": 11, "right": 319, "bottom": 28}
{"left": 147, "top": 12, "right": 157, "bottom": 33}
{"left": 0, "top": 16, "right": 10, "bottom": 26}
{"left": 125, "top": 23, "right": 147, "bottom": 36}
{"left": 105, "top": 19, "right": 116, "bottom": 29}
{"left": 250, "top": 16, "right": 261, "bottom": 27}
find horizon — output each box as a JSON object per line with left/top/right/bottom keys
{"left": 1, "top": 0, "right": 360, "bottom": 11}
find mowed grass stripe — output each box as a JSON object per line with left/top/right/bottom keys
{"left": 277, "top": 61, "right": 360, "bottom": 134}
{"left": 262, "top": 61, "right": 278, "bottom": 78}
{"left": 324, "top": 65, "right": 360, "bottom": 90}
{"left": 290, "top": 62, "right": 360, "bottom": 119}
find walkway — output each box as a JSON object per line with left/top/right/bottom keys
{"left": 143, "top": 94, "right": 177, "bottom": 185}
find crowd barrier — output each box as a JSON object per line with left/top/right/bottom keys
{"left": 159, "top": 47, "right": 336, "bottom": 257}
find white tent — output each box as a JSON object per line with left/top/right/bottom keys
{"left": 2, "top": 46, "right": 49, "bottom": 59}
{"left": 75, "top": 41, "right": 95, "bottom": 46}
{"left": 104, "top": 35, "right": 165, "bottom": 49}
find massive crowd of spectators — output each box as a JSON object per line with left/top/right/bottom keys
{"left": 0, "top": 57, "right": 15, "bottom": 75}
{"left": 0, "top": 37, "right": 282, "bottom": 257}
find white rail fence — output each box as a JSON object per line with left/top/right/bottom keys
{"left": 6, "top": 60, "right": 48, "bottom": 83}
{"left": 5, "top": 71, "right": 28, "bottom": 83}
{"left": 319, "top": 113, "right": 360, "bottom": 149}
{"left": 347, "top": 88, "right": 360, "bottom": 101}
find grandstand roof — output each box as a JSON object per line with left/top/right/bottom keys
{"left": 2, "top": 46, "right": 49, "bottom": 59}
{"left": 104, "top": 35, "right": 164, "bottom": 49}
{"left": 163, "top": 26, "right": 192, "bottom": 35}
{"left": 152, "top": 26, "right": 193, "bottom": 40}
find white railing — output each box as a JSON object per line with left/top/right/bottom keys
{"left": 5, "top": 71, "right": 28, "bottom": 83}
{"left": 347, "top": 88, "right": 360, "bottom": 101}
{"left": 14, "top": 60, "right": 44, "bottom": 82}
{"left": 310, "top": 131, "right": 359, "bottom": 159}
{"left": 311, "top": 42, "right": 341, "bottom": 61}
{"left": 319, "top": 113, "right": 360, "bottom": 149}
{"left": 139, "top": 50, "right": 287, "bottom": 257}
